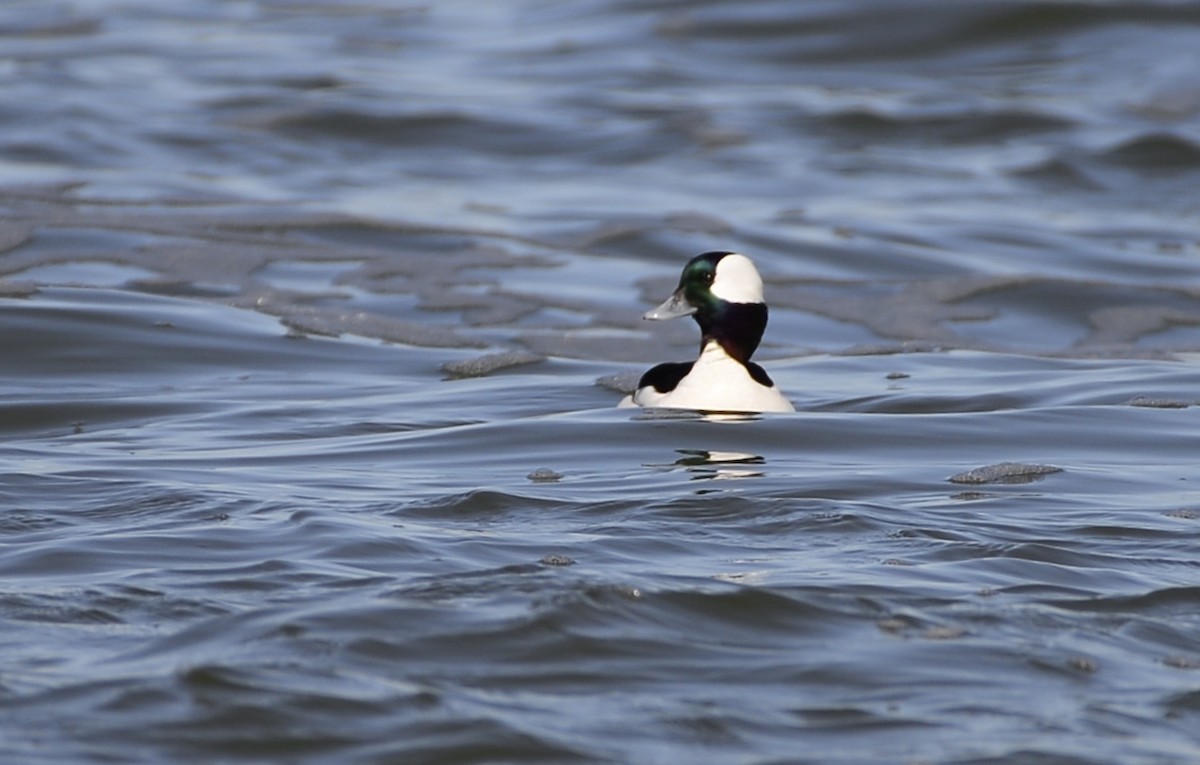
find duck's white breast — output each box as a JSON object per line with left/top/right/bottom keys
{"left": 632, "top": 342, "right": 793, "bottom": 413}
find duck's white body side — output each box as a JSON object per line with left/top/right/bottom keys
{"left": 619, "top": 341, "right": 793, "bottom": 412}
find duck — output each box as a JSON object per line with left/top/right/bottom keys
{"left": 618, "top": 251, "right": 794, "bottom": 413}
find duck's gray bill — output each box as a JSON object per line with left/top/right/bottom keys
{"left": 643, "top": 289, "right": 696, "bottom": 320}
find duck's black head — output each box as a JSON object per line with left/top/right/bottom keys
{"left": 643, "top": 251, "right": 769, "bottom": 364}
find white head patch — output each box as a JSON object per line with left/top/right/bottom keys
{"left": 709, "top": 253, "right": 764, "bottom": 304}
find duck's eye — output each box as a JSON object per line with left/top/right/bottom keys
{"left": 703, "top": 271, "right": 714, "bottom": 285}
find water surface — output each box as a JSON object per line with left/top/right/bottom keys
{"left": 2, "top": 2, "right": 1200, "bottom": 763}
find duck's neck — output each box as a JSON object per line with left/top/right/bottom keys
{"left": 693, "top": 302, "right": 767, "bottom": 365}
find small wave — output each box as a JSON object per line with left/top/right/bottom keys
{"left": 256, "top": 107, "right": 588, "bottom": 159}
{"left": 1097, "top": 132, "right": 1200, "bottom": 171}
{"left": 812, "top": 107, "right": 1073, "bottom": 146}
{"left": 1048, "top": 585, "right": 1200, "bottom": 615}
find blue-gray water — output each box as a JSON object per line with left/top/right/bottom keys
{"left": 3, "top": 2, "right": 1200, "bottom": 763}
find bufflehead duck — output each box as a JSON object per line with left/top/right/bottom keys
{"left": 619, "top": 251, "right": 794, "bottom": 413}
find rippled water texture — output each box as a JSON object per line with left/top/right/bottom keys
{"left": 3, "top": 2, "right": 1200, "bottom": 764}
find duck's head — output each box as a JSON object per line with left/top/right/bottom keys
{"left": 644, "top": 251, "right": 768, "bottom": 362}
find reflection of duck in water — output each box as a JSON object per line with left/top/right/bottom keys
{"left": 619, "top": 251, "right": 794, "bottom": 413}
{"left": 675, "top": 449, "right": 765, "bottom": 481}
